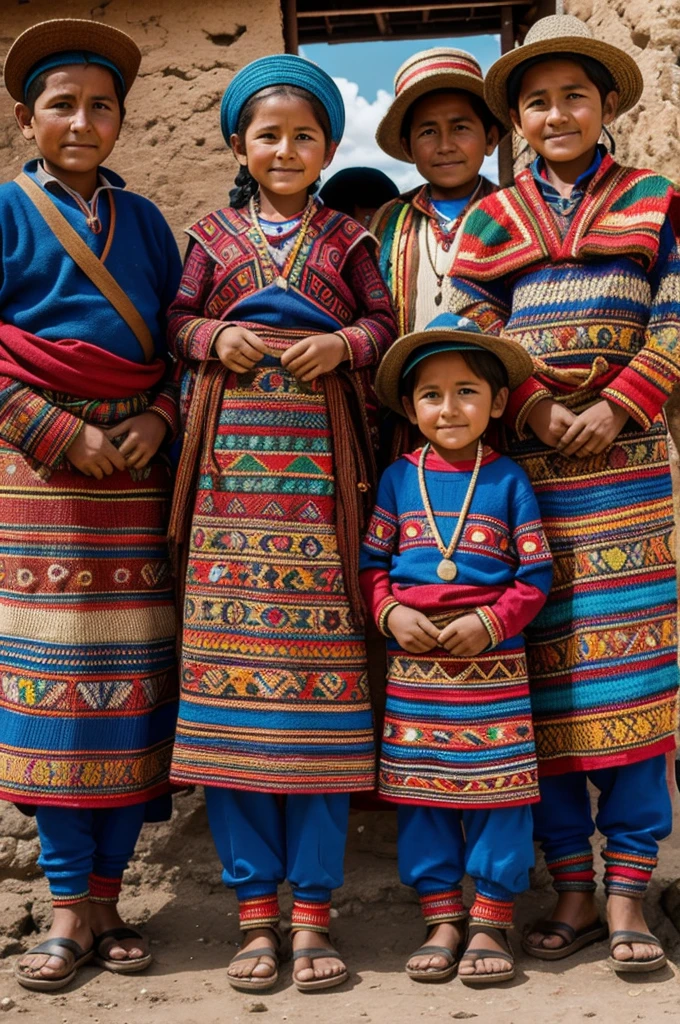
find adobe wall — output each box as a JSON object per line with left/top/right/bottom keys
{"left": 0, "top": 0, "right": 285, "bottom": 242}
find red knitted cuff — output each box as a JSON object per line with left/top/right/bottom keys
{"left": 420, "top": 889, "right": 467, "bottom": 926}
{"left": 89, "top": 874, "right": 122, "bottom": 904}
{"left": 469, "top": 893, "right": 514, "bottom": 929}
{"left": 52, "top": 891, "right": 89, "bottom": 909}
{"left": 238, "top": 894, "right": 280, "bottom": 931}
{"left": 291, "top": 898, "right": 331, "bottom": 934}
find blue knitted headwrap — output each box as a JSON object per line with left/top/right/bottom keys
{"left": 23, "top": 51, "right": 126, "bottom": 100}
{"left": 220, "top": 54, "right": 345, "bottom": 145}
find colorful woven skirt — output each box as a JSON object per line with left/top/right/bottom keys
{"left": 0, "top": 408, "right": 177, "bottom": 808}
{"left": 507, "top": 418, "right": 678, "bottom": 775}
{"left": 379, "top": 628, "right": 539, "bottom": 809}
{"left": 170, "top": 357, "right": 375, "bottom": 793}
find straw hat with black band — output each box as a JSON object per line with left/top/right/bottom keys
{"left": 484, "top": 14, "right": 643, "bottom": 130}
{"left": 375, "top": 312, "right": 534, "bottom": 417}
{"left": 3, "top": 18, "right": 141, "bottom": 103}
{"left": 376, "top": 47, "right": 502, "bottom": 162}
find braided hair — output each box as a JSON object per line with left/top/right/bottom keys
{"left": 229, "top": 84, "right": 332, "bottom": 208}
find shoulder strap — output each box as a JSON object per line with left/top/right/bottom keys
{"left": 14, "top": 172, "right": 155, "bottom": 363}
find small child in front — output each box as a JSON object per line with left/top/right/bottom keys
{"left": 360, "top": 313, "right": 552, "bottom": 984}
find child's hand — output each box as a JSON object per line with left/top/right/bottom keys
{"left": 280, "top": 333, "right": 347, "bottom": 381}
{"left": 526, "top": 399, "right": 576, "bottom": 449}
{"left": 215, "top": 326, "right": 267, "bottom": 373}
{"left": 387, "top": 604, "right": 440, "bottom": 653}
{"left": 105, "top": 411, "right": 168, "bottom": 469}
{"left": 66, "top": 423, "right": 128, "bottom": 479}
{"left": 556, "top": 399, "right": 629, "bottom": 458}
{"left": 437, "top": 613, "right": 491, "bottom": 656}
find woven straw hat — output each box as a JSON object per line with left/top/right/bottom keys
{"left": 375, "top": 313, "right": 534, "bottom": 416}
{"left": 484, "top": 14, "right": 643, "bottom": 128}
{"left": 3, "top": 18, "right": 141, "bottom": 102}
{"left": 376, "top": 47, "right": 496, "bottom": 162}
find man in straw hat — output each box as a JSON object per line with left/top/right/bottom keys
{"left": 0, "top": 18, "right": 181, "bottom": 990}
{"left": 360, "top": 312, "right": 552, "bottom": 983}
{"left": 450, "top": 13, "right": 677, "bottom": 974}
{"left": 372, "top": 49, "right": 501, "bottom": 339}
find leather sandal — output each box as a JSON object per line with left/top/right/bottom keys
{"left": 459, "top": 925, "right": 515, "bottom": 986}
{"left": 405, "top": 921, "right": 466, "bottom": 982}
{"left": 14, "top": 937, "right": 94, "bottom": 991}
{"left": 608, "top": 930, "right": 667, "bottom": 974}
{"left": 522, "top": 918, "right": 608, "bottom": 960}
{"left": 93, "top": 927, "right": 152, "bottom": 973}
{"left": 292, "top": 945, "right": 348, "bottom": 992}
{"left": 227, "top": 927, "right": 282, "bottom": 992}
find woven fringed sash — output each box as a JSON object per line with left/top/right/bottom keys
{"left": 168, "top": 362, "right": 376, "bottom": 630}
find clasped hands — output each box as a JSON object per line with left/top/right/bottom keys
{"left": 386, "top": 604, "right": 490, "bottom": 657}
{"left": 214, "top": 325, "right": 347, "bottom": 381}
{"left": 525, "top": 396, "right": 629, "bottom": 457}
{"left": 65, "top": 411, "right": 167, "bottom": 479}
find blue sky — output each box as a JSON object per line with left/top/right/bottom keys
{"left": 301, "top": 36, "right": 501, "bottom": 191}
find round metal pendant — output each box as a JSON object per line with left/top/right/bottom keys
{"left": 437, "top": 558, "right": 457, "bottom": 582}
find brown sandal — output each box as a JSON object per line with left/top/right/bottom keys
{"left": 15, "top": 937, "right": 94, "bottom": 991}
{"left": 522, "top": 918, "right": 608, "bottom": 961}
{"left": 459, "top": 925, "right": 515, "bottom": 986}
{"left": 227, "top": 927, "right": 282, "bottom": 992}
{"left": 608, "top": 930, "right": 666, "bottom": 974}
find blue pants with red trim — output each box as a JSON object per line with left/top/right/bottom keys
{"left": 36, "top": 804, "right": 145, "bottom": 902}
{"left": 532, "top": 754, "right": 672, "bottom": 897}
{"left": 397, "top": 804, "right": 535, "bottom": 927}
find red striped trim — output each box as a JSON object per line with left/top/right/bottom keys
{"left": 89, "top": 874, "right": 122, "bottom": 904}
{"left": 420, "top": 889, "right": 466, "bottom": 925}
{"left": 291, "top": 899, "right": 331, "bottom": 933}
{"left": 52, "top": 891, "right": 89, "bottom": 908}
{"left": 239, "top": 894, "right": 280, "bottom": 931}
{"left": 398, "top": 60, "right": 483, "bottom": 94}
{"left": 469, "top": 894, "right": 514, "bottom": 929}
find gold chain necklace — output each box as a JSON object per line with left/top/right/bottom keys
{"left": 249, "top": 194, "right": 316, "bottom": 291}
{"left": 417, "top": 439, "right": 484, "bottom": 581}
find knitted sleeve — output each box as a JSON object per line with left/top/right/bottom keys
{"left": 602, "top": 217, "right": 680, "bottom": 428}
{"left": 359, "top": 465, "right": 401, "bottom": 636}
{"left": 335, "top": 240, "right": 398, "bottom": 370}
{"left": 0, "top": 375, "right": 84, "bottom": 473}
{"left": 448, "top": 272, "right": 551, "bottom": 434}
{"left": 167, "top": 240, "right": 225, "bottom": 363}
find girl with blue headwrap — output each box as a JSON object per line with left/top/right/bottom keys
{"left": 166, "top": 54, "right": 396, "bottom": 992}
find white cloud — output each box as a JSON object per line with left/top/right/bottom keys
{"left": 322, "top": 76, "right": 498, "bottom": 193}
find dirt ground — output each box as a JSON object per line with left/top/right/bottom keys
{"left": 1, "top": 792, "right": 680, "bottom": 1024}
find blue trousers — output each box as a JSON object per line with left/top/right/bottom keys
{"left": 532, "top": 755, "right": 672, "bottom": 896}
{"left": 204, "top": 787, "right": 349, "bottom": 903}
{"left": 36, "top": 804, "right": 145, "bottom": 901}
{"left": 398, "top": 804, "right": 535, "bottom": 903}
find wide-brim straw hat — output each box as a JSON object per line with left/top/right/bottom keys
{"left": 3, "top": 18, "right": 141, "bottom": 102}
{"left": 376, "top": 47, "right": 498, "bottom": 162}
{"left": 484, "top": 14, "right": 643, "bottom": 129}
{"left": 375, "top": 313, "right": 534, "bottom": 416}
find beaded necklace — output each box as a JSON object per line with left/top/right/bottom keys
{"left": 417, "top": 439, "right": 484, "bottom": 581}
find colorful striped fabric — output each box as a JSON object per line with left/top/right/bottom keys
{"left": 168, "top": 201, "right": 397, "bottom": 794}
{"left": 449, "top": 157, "right": 680, "bottom": 774}
{"left": 0, "top": 392, "right": 177, "bottom": 807}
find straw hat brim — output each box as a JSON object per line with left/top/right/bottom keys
{"left": 376, "top": 73, "right": 495, "bottom": 162}
{"left": 375, "top": 327, "right": 534, "bottom": 416}
{"left": 484, "top": 36, "right": 643, "bottom": 129}
{"left": 3, "top": 18, "right": 141, "bottom": 102}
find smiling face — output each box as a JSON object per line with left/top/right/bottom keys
{"left": 402, "top": 351, "right": 508, "bottom": 462}
{"left": 510, "top": 58, "right": 618, "bottom": 175}
{"left": 231, "top": 92, "right": 335, "bottom": 216}
{"left": 401, "top": 90, "right": 498, "bottom": 200}
{"left": 15, "top": 63, "right": 122, "bottom": 197}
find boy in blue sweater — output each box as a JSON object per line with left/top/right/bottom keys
{"left": 360, "top": 313, "right": 552, "bottom": 985}
{"left": 0, "top": 19, "right": 181, "bottom": 991}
